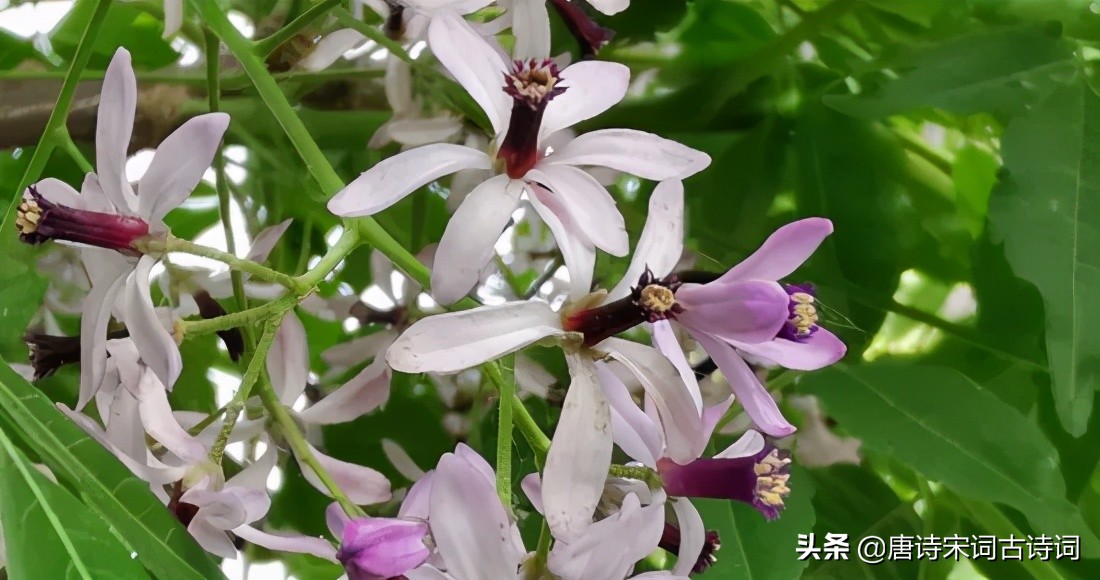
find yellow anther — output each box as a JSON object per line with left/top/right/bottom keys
{"left": 638, "top": 284, "right": 677, "bottom": 313}
{"left": 16, "top": 199, "right": 42, "bottom": 235}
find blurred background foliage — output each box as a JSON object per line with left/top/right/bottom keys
{"left": 1, "top": 0, "right": 1100, "bottom": 578}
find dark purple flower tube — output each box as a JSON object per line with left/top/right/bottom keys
{"left": 17, "top": 185, "right": 149, "bottom": 256}
{"left": 657, "top": 447, "right": 792, "bottom": 521}
{"left": 548, "top": 0, "right": 615, "bottom": 59}
{"left": 659, "top": 523, "right": 721, "bottom": 574}
{"left": 498, "top": 58, "right": 567, "bottom": 178}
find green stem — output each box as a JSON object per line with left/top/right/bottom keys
{"left": 254, "top": 0, "right": 342, "bottom": 58}
{"left": 58, "top": 130, "right": 93, "bottom": 173}
{"left": 485, "top": 361, "right": 515, "bottom": 505}
{"left": 331, "top": 7, "right": 418, "bottom": 66}
{"left": 532, "top": 518, "right": 553, "bottom": 575}
{"left": 209, "top": 319, "right": 281, "bottom": 464}
{"left": 512, "top": 394, "right": 550, "bottom": 459}
{"left": 179, "top": 295, "right": 298, "bottom": 337}
{"left": 147, "top": 235, "right": 307, "bottom": 292}
{"left": 257, "top": 375, "right": 366, "bottom": 518}
{"left": 962, "top": 500, "right": 1064, "bottom": 580}
{"left": 6, "top": 0, "right": 109, "bottom": 212}
{"left": 295, "top": 225, "right": 360, "bottom": 288}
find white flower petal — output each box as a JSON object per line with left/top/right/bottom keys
{"left": 385, "top": 117, "right": 466, "bottom": 148}
{"left": 77, "top": 268, "right": 128, "bottom": 410}
{"left": 163, "top": 0, "right": 183, "bottom": 37}
{"left": 247, "top": 219, "right": 293, "bottom": 263}
{"left": 299, "top": 28, "right": 367, "bottom": 71}
{"left": 321, "top": 329, "right": 398, "bottom": 369}
{"left": 124, "top": 256, "right": 182, "bottom": 390}
{"left": 650, "top": 320, "right": 702, "bottom": 412}
{"left": 597, "top": 362, "right": 662, "bottom": 467}
{"left": 96, "top": 48, "right": 138, "bottom": 211}
{"left": 233, "top": 524, "right": 337, "bottom": 560}
{"left": 547, "top": 129, "right": 711, "bottom": 180}
{"left": 602, "top": 338, "right": 707, "bottom": 464}
{"left": 670, "top": 498, "right": 705, "bottom": 577}
{"left": 547, "top": 493, "right": 664, "bottom": 580}
{"left": 715, "top": 429, "right": 765, "bottom": 459}
{"left": 328, "top": 144, "right": 490, "bottom": 217}
{"left": 585, "top": 0, "right": 629, "bottom": 15}
{"left": 297, "top": 359, "right": 391, "bottom": 424}
{"left": 511, "top": 0, "right": 551, "bottom": 60}
{"left": 227, "top": 446, "right": 278, "bottom": 490}
{"left": 139, "top": 113, "right": 230, "bottom": 224}
{"left": 430, "top": 452, "right": 524, "bottom": 579}
{"left": 542, "top": 353, "right": 612, "bottom": 543}
{"left": 386, "top": 301, "right": 564, "bottom": 373}
{"left": 31, "top": 178, "right": 85, "bottom": 209}
{"left": 608, "top": 180, "right": 684, "bottom": 301}
{"left": 59, "top": 403, "right": 188, "bottom": 485}
{"left": 541, "top": 61, "right": 629, "bottom": 140}
{"left": 427, "top": 12, "right": 511, "bottom": 136}
{"left": 530, "top": 165, "right": 627, "bottom": 256}
{"left": 299, "top": 443, "right": 392, "bottom": 505}
{"left": 267, "top": 311, "right": 310, "bottom": 406}
{"left": 135, "top": 369, "right": 207, "bottom": 463}
{"left": 526, "top": 182, "right": 595, "bottom": 300}
{"left": 382, "top": 438, "right": 427, "bottom": 482}
{"left": 188, "top": 518, "right": 237, "bottom": 559}
{"left": 432, "top": 175, "right": 523, "bottom": 304}
{"left": 521, "top": 472, "right": 544, "bottom": 514}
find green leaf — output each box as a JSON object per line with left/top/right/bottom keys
{"left": 0, "top": 428, "right": 150, "bottom": 580}
{"left": 696, "top": 465, "right": 815, "bottom": 580}
{"left": 0, "top": 30, "right": 41, "bottom": 70}
{"left": 0, "top": 359, "right": 225, "bottom": 579}
{"left": 666, "top": 1, "right": 776, "bottom": 70}
{"left": 801, "top": 363, "right": 1100, "bottom": 556}
{"left": 50, "top": 0, "right": 178, "bottom": 68}
{"left": 987, "top": 78, "right": 1100, "bottom": 436}
{"left": 825, "top": 26, "right": 1075, "bottom": 119}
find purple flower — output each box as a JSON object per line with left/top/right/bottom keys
{"left": 335, "top": 517, "right": 430, "bottom": 579}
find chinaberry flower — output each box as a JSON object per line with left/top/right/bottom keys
{"left": 565, "top": 178, "right": 845, "bottom": 436}
{"left": 328, "top": 13, "right": 709, "bottom": 304}
{"left": 657, "top": 441, "right": 792, "bottom": 522}
{"left": 334, "top": 515, "right": 431, "bottom": 579}
{"left": 23, "top": 48, "right": 229, "bottom": 405}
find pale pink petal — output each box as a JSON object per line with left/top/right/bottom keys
{"left": 430, "top": 453, "right": 524, "bottom": 579}
{"left": 386, "top": 301, "right": 564, "bottom": 373}
{"left": 299, "top": 28, "right": 367, "bottom": 71}
{"left": 398, "top": 472, "right": 434, "bottom": 520}
{"left": 370, "top": 249, "right": 400, "bottom": 303}
{"left": 547, "top": 129, "right": 711, "bottom": 180}
{"left": 267, "top": 311, "right": 310, "bottom": 405}
{"left": 328, "top": 144, "right": 490, "bottom": 217}
{"left": 733, "top": 327, "right": 847, "bottom": 371}
{"left": 405, "top": 566, "right": 454, "bottom": 580}
{"left": 511, "top": 0, "right": 551, "bottom": 60}
{"left": 139, "top": 113, "right": 230, "bottom": 225}
{"left": 431, "top": 175, "right": 523, "bottom": 304}
{"left": 233, "top": 524, "right": 338, "bottom": 560}
{"left": 188, "top": 519, "right": 237, "bottom": 558}
{"left": 597, "top": 362, "right": 661, "bottom": 467}
{"left": 321, "top": 330, "right": 398, "bottom": 369}
{"left": 221, "top": 486, "right": 272, "bottom": 523}
{"left": 701, "top": 395, "right": 734, "bottom": 444}
{"left": 59, "top": 403, "right": 188, "bottom": 484}
{"left": 246, "top": 219, "right": 293, "bottom": 263}
{"left": 101, "top": 379, "right": 145, "bottom": 461}
{"left": 124, "top": 256, "right": 182, "bottom": 390}
{"left": 675, "top": 280, "right": 789, "bottom": 345}
{"left": 227, "top": 446, "right": 278, "bottom": 490}
{"left": 601, "top": 339, "right": 708, "bottom": 464}
{"left": 96, "top": 48, "right": 138, "bottom": 211}
{"left": 586, "top": 0, "right": 629, "bottom": 15}
{"left": 382, "top": 439, "right": 426, "bottom": 481}
{"left": 542, "top": 353, "right": 612, "bottom": 543}
{"left": 427, "top": 12, "right": 510, "bottom": 135}
{"left": 692, "top": 333, "right": 795, "bottom": 437}
{"left": 385, "top": 57, "right": 414, "bottom": 114}
{"left": 650, "top": 319, "right": 702, "bottom": 412}
{"left": 547, "top": 493, "right": 664, "bottom": 580}
{"left": 135, "top": 370, "right": 207, "bottom": 463}
{"left": 78, "top": 173, "right": 113, "bottom": 212}
{"left": 299, "top": 443, "right": 393, "bottom": 505}
{"left": 521, "top": 472, "right": 544, "bottom": 514}
{"left": 31, "top": 178, "right": 86, "bottom": 210}
{"left": 670, "top": 498, "right": 705, "bottom": 577}
{"left": 297, "top": 359, "right": 391, "bottom": 424}
{"left": 385, "top": 117, "right": 466, "bottom": 148}
{"left": 541, "top": 61, "right": 629, "bottom": 140}
{"left": 608, "top": 180, "right": 684, "bottom": 301}
{"left": 77, "top": 269, "right": 128, "bottom": 410}
{"left": 526, "top": 182, "right": 595, "bottom": 300}
{"left": 715, "top": 430, "right": 765, "bottom": 459}
{"left": 454, "top": 442, "right": 496, "bottom": 485}
{"left": 326, "top": 502, "right": 350, "bottom": 538}
{"left": 163, "top": 0, "right": 183, "bottom": 37}
{"left": 529, "top": 165, "right": 627, "bottom": 256}
{"left": 717, "top": 218, "right": 834, "bottom": 283}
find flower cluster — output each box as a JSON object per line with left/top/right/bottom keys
{"left": 17, "top": 2, "right": 849, "bottom": 578}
